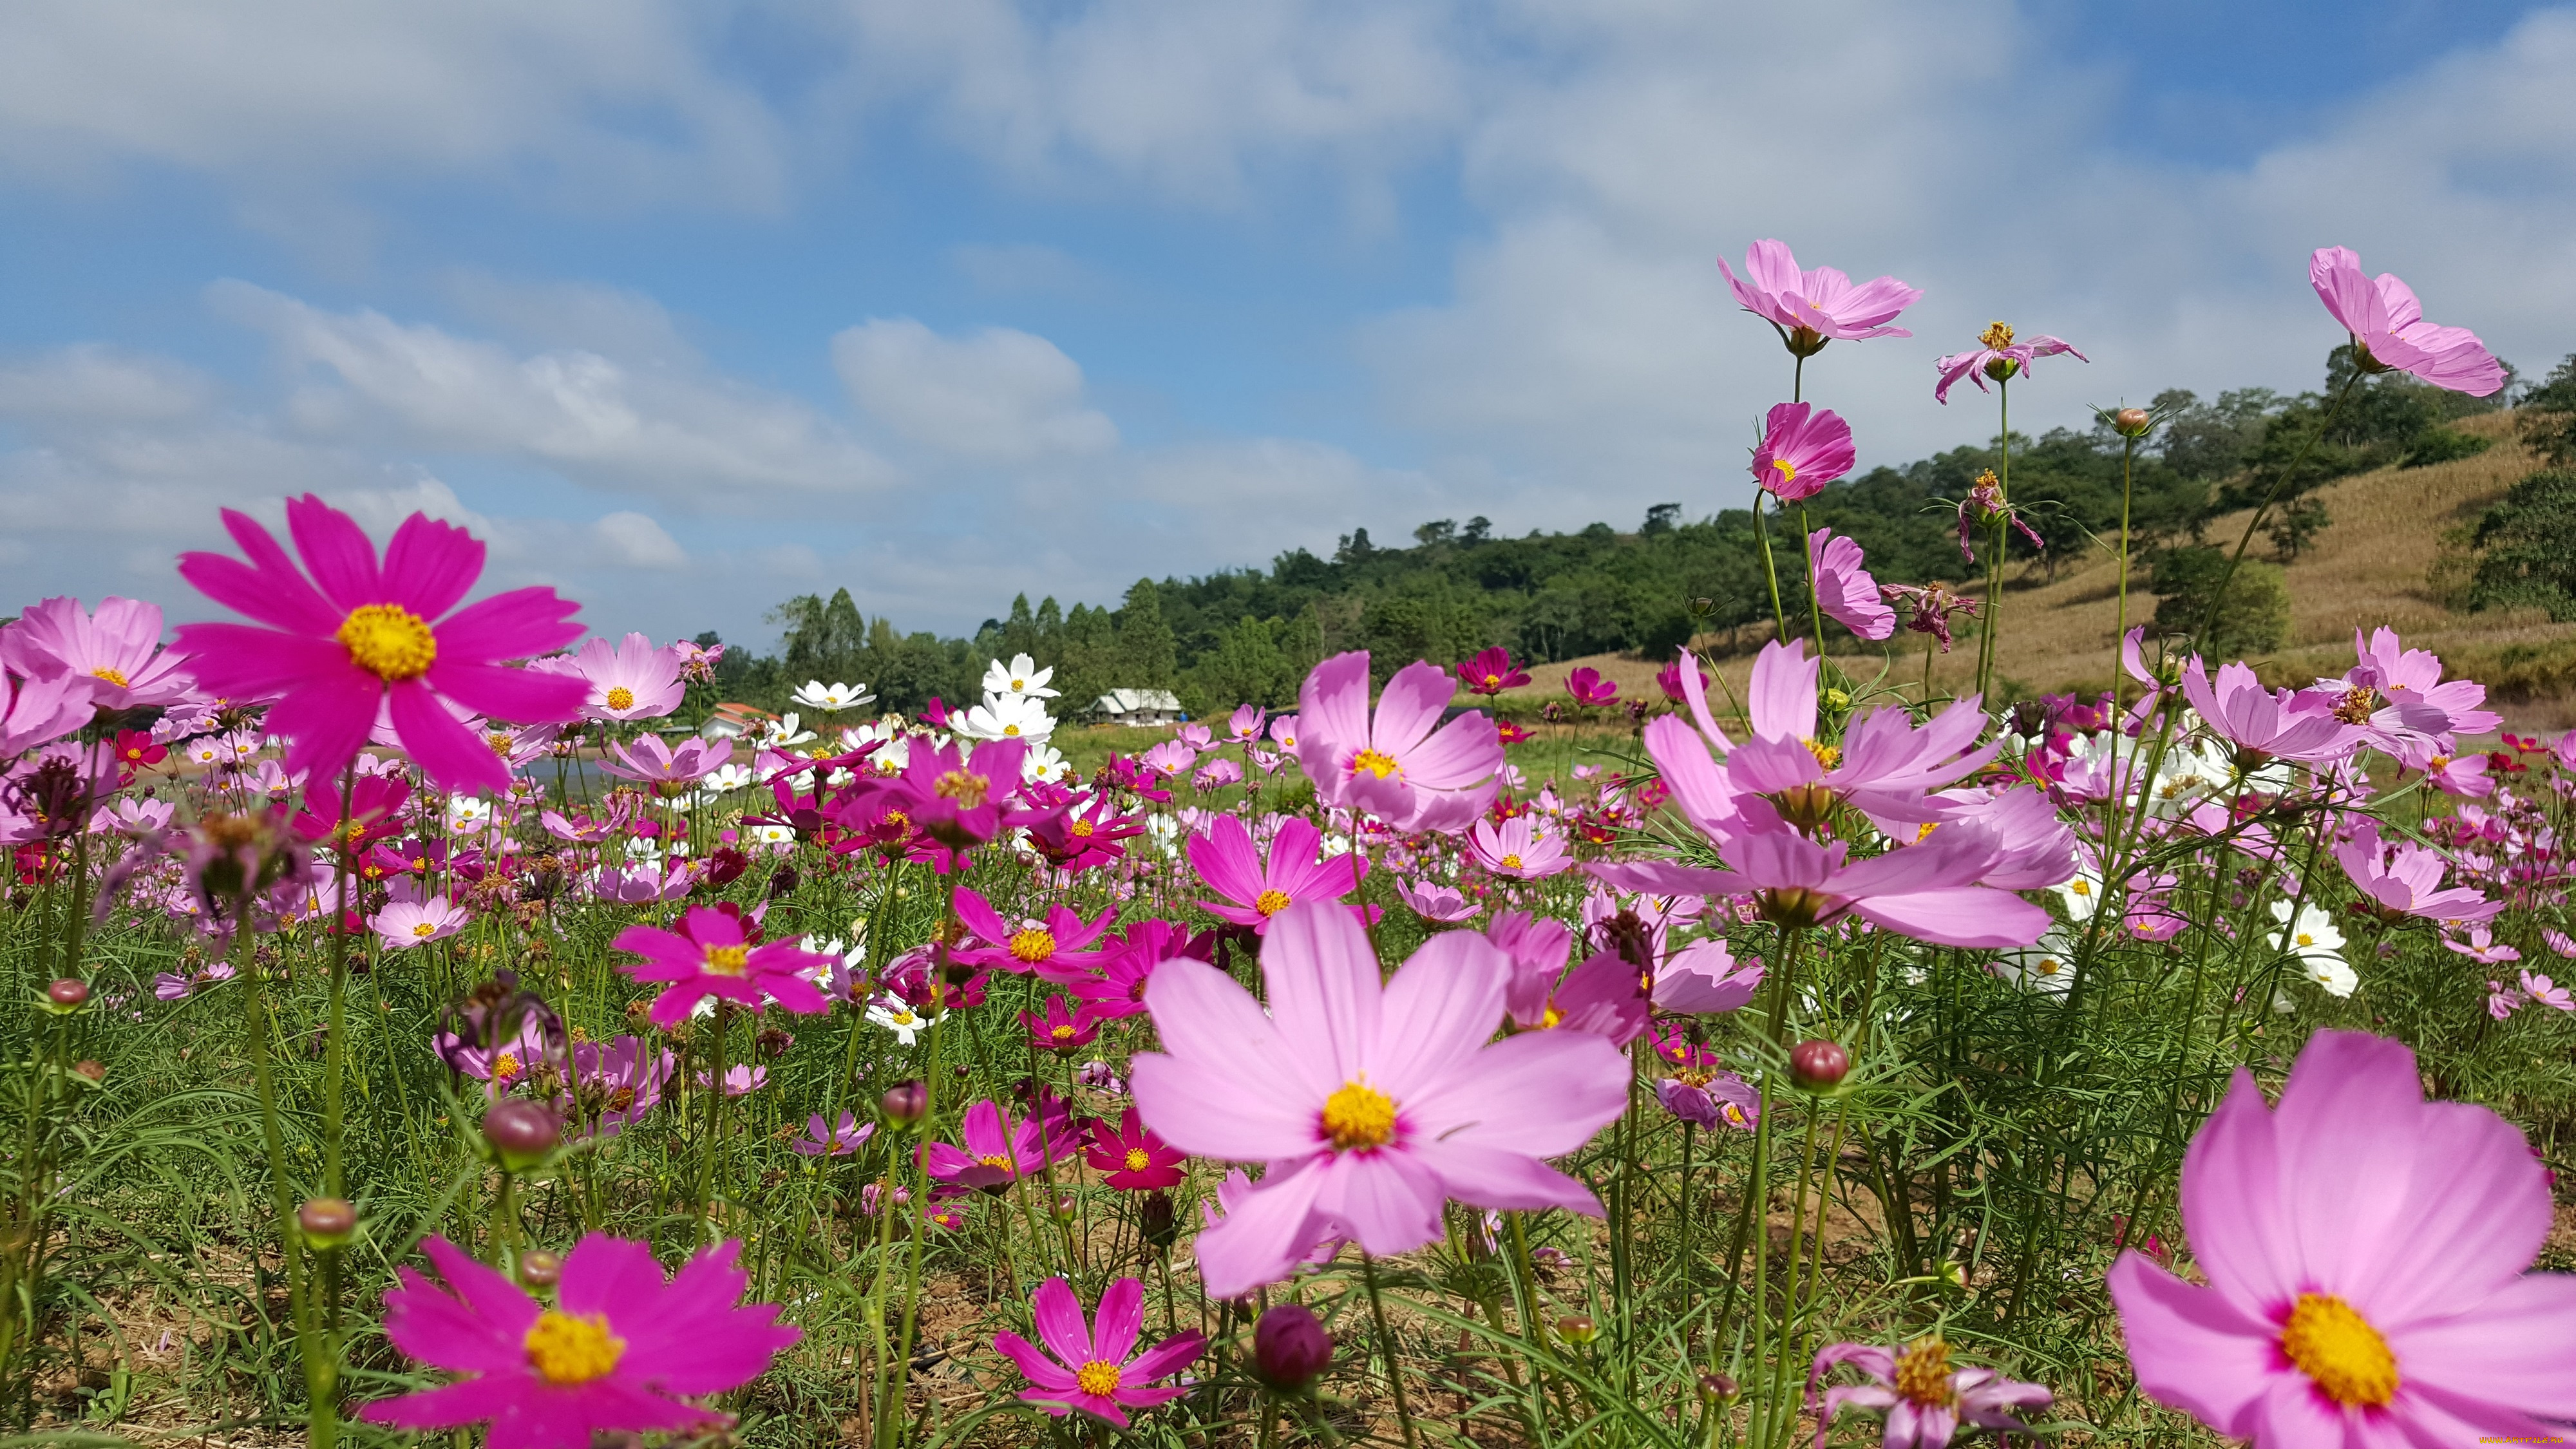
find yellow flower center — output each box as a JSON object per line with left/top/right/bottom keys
{"left": 1124, "top": 1148, "right": 1152, "bottom": 1172}
{"left": 487, "top": 731, "right": 514, "bottom": 755}
{"left": 1010, "top": 928, "right": 1057, "bottom": 963}
{"left": 1070, "top": 819, "right": 1095, "bottom": 837}
{"left": 1802, "top": 738, "right": 1841, "bottom": 770}
{"left": 92, "top": 667, "right": 131, "bottom": 687}
{"left": 604, "top": 687, "right": 634, "bottom": 711}
{"left": 1978, "top": 321, "right": 2015, "bottom": 350}
{"left": 1891, "top": 1338, "right": 1956, "bottom": 1408}
{"left": 523, "top": 1310, "right": 625, "bottom": 1386}
{"left": 1541, "top": 1003, "right": 1564, "bottom": 1028}
{"left": 2069, "top": 879, "right": 2091, "bottom": 897}
{"left": 493, "top": 1052, "right": 520, "bottom": 1079}
{"left": 2297, "top": 933, "right": 2317, "bottom": 948}
{"left": 978, "top": 1153, "right": 1014, "bottom": 1172}
{"left": 2427, "top": 755, "right": 2452, "bottom": 772}
{"left": 1075, "top": 1359, "right": 1123, "bottom": 1397}
{"left": 336, "top": 604, "right": 438, "bottom": 682}
{"left": 2334, "top": 687, "right": 2381, "bottom": 725}
{"left": 2032, "top": 956, "right": 2060, "bottom": 976}
{"left": 703, "top": 945, "right": 750, "bottom": 976}
{"left": 1772, "top": 459, "right": 1796, "bottom": 484}
{"left": 412, "top": 921, "right": 436, "bottom": 938}
{"left": 1050, "top": 1024, "right": 1075, "bottom": 1041}
{"left": 1501, "top": 854, "right": 1524, "bottom": 871}
{"left": 934, "top": 770, "right": 990, "bottom": 808}
{"left": 1350, "top": 748, "right": 1401, "bottom": 780}
{"left": 2280, "top": 1293, "right": 2398, "bottom": 1408}
{"left": 1321, "top": 1078, "right": 1398, "bottom": 1151}
{"left": 1255, "top": 888, "right": 1293, "bottom": 916}
{"left": 1913, "top": 822, "right": 1940, "bottom": 843}
{"left": 1003, "top": 723, "right": 1021, "bottom": 736}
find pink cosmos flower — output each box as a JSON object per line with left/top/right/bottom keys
{"left": 951, "top": 886, "right": 1116, "bottom": 978}
{"left": 1808, "top": 528, "right": 1895, "bottom": 641}
{"left": 1189, "top": 815, "right": 1367, "bottom": 933}
{"left": 1880, "top": 579, "right": 1980, "bottom": 653}
{"left": 1131, "top": 899, "right": 1629, "bottom": 1298}
{"left": 2107, "top": 1030, "right": 2576, "bottom": 1444}
{"left": 1191, "top": 756, "right": 1242, "bottom": 792}
{"left": 1468, "top": 813, "right": 1572, "bottom": 880}
{"left": 0, "top": 674, "right": 97, "bottom": 757}
{"left": 566, "top": 632, "right": 683, "bottom": 722}
{"left": 1716, "top": 239, "right": 1921, "bottom": 352}
{"left": 175, "top": 497, "right": 587, "bottom": 795}
{"left": 2546, "top": 927, "right": 2576, "bottom": 960}
{"left": 359, "top": 1233, "right": 799, "bottom": 1446}
{"left": 1752, "top": 402, "right": 1855, "bottom": 503}
{"left": 1394, "top": 877, "right": 1481, "bottom": 923}
{"left": 1653, "top": 936, "right": 1763, "bottom": 1014}
{"left": 1933, "top": 322, "right": 2087, "bottom": 404}
{"left": 1656, "top": 1066, "right": 1759, "bottom": 1130}
{"left": 2181, "top": 658, "right": 2353, "bottom": 768}
{"left": 1226, "top": 703, "right": 1267, "bottom": 741}
{"left": 2333, "top": 819, "right": 2502, "bottom": 926}
{"left": 994, "top": 1277, "right": 1205, "bottom": 1428}
{"left": 612, "top": 905, "right": 833, "bottom": 1028}
{"left": 2519, "top": 969, "right": 2574, "bottom": 1012}
{"left": 1596, "top": 800, "right": 2050, "bottom": 949}
{"left": 791, "top": 1110, "right": 873, "bottom": 1157}
{"left": 292, "top": 772, "right": 412, "bottom": 854}
{"left": 1267, "top": 714, "right": 1300, "bottom": 751}
{"left": 1294, "top": 652, "right": 1502, "bottom": 835}
{"left": 922, "top": 1095, "right": 1078, "bottom": 1193}
{"left": 1023, "top": 995, "right": 1102, "bottom": 1052}
{"left": 1565, "top": 667, "right": 1618, "bottom": 706}
{"left": 2312, "top": 626, "right": 2501, "bottom": 748}
{"left": 2443, "top": 926, "right": 2521, "bottom": 965}
{"left": 884, "top": 736, "right": 1037, "bottom": 869}
{"left": 1457, "top": 647, "right": 1530, "bottom": 697}
{"left": 1656, "top": 658, "right": 1712, "bottom": 705}
{"left": 1718, "top": 640, "right": 1998, "bottom": 828}
{"left": 1084, "top": 1108, "right": 1187, "bottom": 1191}
{"left": 1, "top": 596, "right": 194, "bottom": 710}
{"left": 1139, "top": 739, "right": 1197, "bottom": 786}
{"left": 372, "top": 888, "right": 469, "bottom": 951}
{"left": 2309, "top": 246, "right": 2506, "bottom": 396}
{"left": 598, "top": 734, "right": 731, "bottom": 793}
{"left": 1808, "top": 1338, "right": 2051, "bottom": 1449}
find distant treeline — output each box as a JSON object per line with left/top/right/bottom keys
{"left": 698, "top": 346, "right": 2539, "bottom": 717}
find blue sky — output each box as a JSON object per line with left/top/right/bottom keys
{"left": 4, "top": 0, "right": 2573, "bottom": 649}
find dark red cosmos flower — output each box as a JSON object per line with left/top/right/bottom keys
{"left": 1458, "top": 647, "right": 1530, "bottom": 697}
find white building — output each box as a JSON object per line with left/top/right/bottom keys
{"left": 1093, "top": 688, "right": 1184, "bottom": 726}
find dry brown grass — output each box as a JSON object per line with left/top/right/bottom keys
{"left": 1506, "top": 410, "right": 2576, "bottom": 734}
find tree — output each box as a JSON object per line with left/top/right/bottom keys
{"left": 1641, "top": 503, "right": 1681, "bottom": 536}
{"left": 2517, "top": 354, "right": 2576, "bottom": 469}
{"left": 2149, "top": 546, "right": 2290, "bottom": 656}
{"left": 1114, "top": 578, "right": 1178, "bottom": 687}
{"left": 2468, "top": 469, "right": 2576, "bottom": 621}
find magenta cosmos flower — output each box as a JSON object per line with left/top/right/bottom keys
{"left": 1456, "top": 647, "right": 1530, "bottom": 696}
{"left": 1808, "top": 528, "right": 1894, "bottom": 641}
{"left": 360, "top": 1233, "right": 799, "bottom": 1448}
{"left": 175, "top": 498, "right": 585, "bottom": 795}
{"left": 2108, "top": 1030, "right": 2576, "bottom": 1444}
{"left": 612, "top": 905, "right": 833, "bottom": 1028}
{"left": 1188, "top": 814, "right": 1367, "bottom": 933}
{"left": 1084, "top": 1107, "right": 1187, "bottom": 1190}
{"left": 1, "top": 595, "right": 195, "bottom": 710}
{"left": 1751, "top": 402, "right": 1855, "bottom": 503}
{"left": 995, "top": 1276, "right": 1205, "bottom": 1428}
{"left": 1294, "top": 651, "right": 1502, "bottom": 834}
{"left": 1131, "top": 899, "right": 1629, "bottom": 1298}
{"left": 1716, "top": 239, "right": 1922, "bottom": 354}
{"left": 2309, "top": 246, "right": 2505, "bottom": 397}
{"left": 884, "top": 735, "right": 1036, "bottom": 867}
{"left": 951, "top": 885, "right": 1117, "bottom": 978}
{"left": 1933, "top": 322, "right": 2087, "bottom": 404}
{"left": 1808, "top": 1338, "right": 2052, "bottom": 1449}
{"left": 1565, "top": 666, "right": 1618, "bottom": 706}
{"left": 566, "top": 632, "right": 683, "bottom": 722}
{"left": 923, "top": 1095, "right": 1078, "bottom": 1193}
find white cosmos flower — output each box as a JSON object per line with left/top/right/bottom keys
{"left": 960, "top": 691, "right": 1056, "bottom": 743}
{"left": 982, "top": 654, "right": 1059, "bottom": 699}
{"left": 791, "top": 680, "right": 875, "bottom": 713}
{"left": 751, "top": 713, "right": 817, "bottom": 750}
{"left": 1994, "top": 931, "right": 2079, "bottom": 996}
{"left": 2270, "top": 898, "right": 2355, "bottom": 996}
{"left": 446, "top": 795, "right": 494, "bottom": 835}
{"left": 745, "top": 822, "right": 797, "bottom": 847}
{"left": 867, "top": 998, "right": 925, "bottom": 1045}
{"left": 1023, "top": 741, "right": 1071, "bottom": 784}
{"left": 2054, "top": 864, "right": 2107, "bottom": 921}
{"left": 702, "top": 762, "right": 755, "bottom": 793}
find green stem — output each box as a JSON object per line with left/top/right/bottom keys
{"left": 1361, "top": 1251, "right": 1422, "bottom": 1449}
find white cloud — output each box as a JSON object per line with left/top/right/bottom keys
{"left": 213, "top": 280, "right": 896, "bottom": 498}
{"left": 594, "top": 510, "right": 688, "bottom": 569}
{"left": 0, "top": 345, "right": 218, "bottom": 424}
{"left": 833, "top": 317, "right": 1118, "bottom": 462}
{"left": 0, "top": 1, "right": 791, "bottom": 212}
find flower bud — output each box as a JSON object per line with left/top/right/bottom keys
{"left": 1556, "top": 1314, "right": 1598, "bottom": 1346}
{"left": 482, "top": 1099, "right": 561, "bottom": 1169}
{"left": 1700, "top": 1371, "right": 1741, "bottom": 1402}
{"left": 298, "top": 1197, "right": 357, "bottom": 1248}
{"left": 46, "top": 978, "right": 90, "bottom": 1011}
{"left": 880, "top": 1080, "right": 929, "bottom": 1126}
{"left": 1790, "top": 1039, "right": 1851, "bottom": 1091}
{"left": 1139, "top": 1190, "right": 1179, "bottom": 1249}
{"left": 2112, "top": 406, "right": 2153, "bottom": 437}
{"left": 1253, "top": 1303, "right": 1333, "bottom": 1393}
{"left": 518, "top": 1249, "right": 564, "bottom": 1289}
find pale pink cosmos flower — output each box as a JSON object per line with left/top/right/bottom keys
{"left": 1226, "top": 703, "right": 1267, "bottom": 742}
{"left": 1934, "top": 321, "right": 2087, "bottom": 404}
{"left": 1132, "top": 900, "right": 1629, "bottom": 1298}
{"left": 1752, "top": 402, "right": 1855, "bottom": 503}
{"left": 2309, "top": 246, "right": 2506, "bottom": 397}
{"left": 1807, "top": 528, "right": 1895, "bottom": 641}
{"left": 2108, "top": 1030, "right": 2576, "bottom": 1443}
{"left": 1, "top": 674, "right": 96, "bottom": 757}
{"left": 1716, "top": 239, "right": 1921, "bottom": 354}
{"left": 372, "top": 885, "right": 469, "bottom": 951}
{"left": 2443, "top": 926, "right": 2521, "bottom": 965}
{"left": 598, "top": 734, "right": 732, "bottom": 792}
{"left": 1653, "top": 937, "right": 1765, "bottom": 1014}
{"left": 1720, "top": 640, "right": 1998, "bottom": 828}
{"left": 2520, "top": 970, "right": 2574, "bottom": 1012}
{"left": 1468, "top": 813, "right": 1571, "bottom": 880}
{"left": 1189, "top": 815, "right": 1367, "bottom": 933}
{"left": 2333, "top": 819, "right": 2502, "bottom": 926}
{"left": 567, "top": 632, "right": 683, "bottom": 722}
{"left": 2181, "top": 658, "right": 2353, "bottom": 768}
{"left": 1294, "top": 652, "right": 1501, "bottom": 835}
{"left": 1, "top": 596, "right": 195, "bottom": 710}
{"left": 1394, "top": 877, "right": 1481, "bottom": 923}
{"left": 1808, "top": 1338, "right": 2051, "bottom": 1449}
{"left": 2310, "top": 626, "right": 2501, "bottom": 749}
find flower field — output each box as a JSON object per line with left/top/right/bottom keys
{"left": 3, "top": 242, "right": 2573, "bottom": 1449}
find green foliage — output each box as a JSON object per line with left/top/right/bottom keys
{"left": 2517, "top": 352, "right": 2576, "bottom": 468}
{"left": 2468, "top": 468, "right": 2576, "bottom": 621}
{"left": 2148, "top": 545, "right": 2291, "bottom": 655}
{"left": 2400, "top": 426, "right": 2492, "bottom": 468}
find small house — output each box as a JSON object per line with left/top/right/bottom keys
{"left": 701, "top": 702, "right": 778, "bottom": 739}
{"left": 1093, "top": 688, "right": 1184, "bottom": 727}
